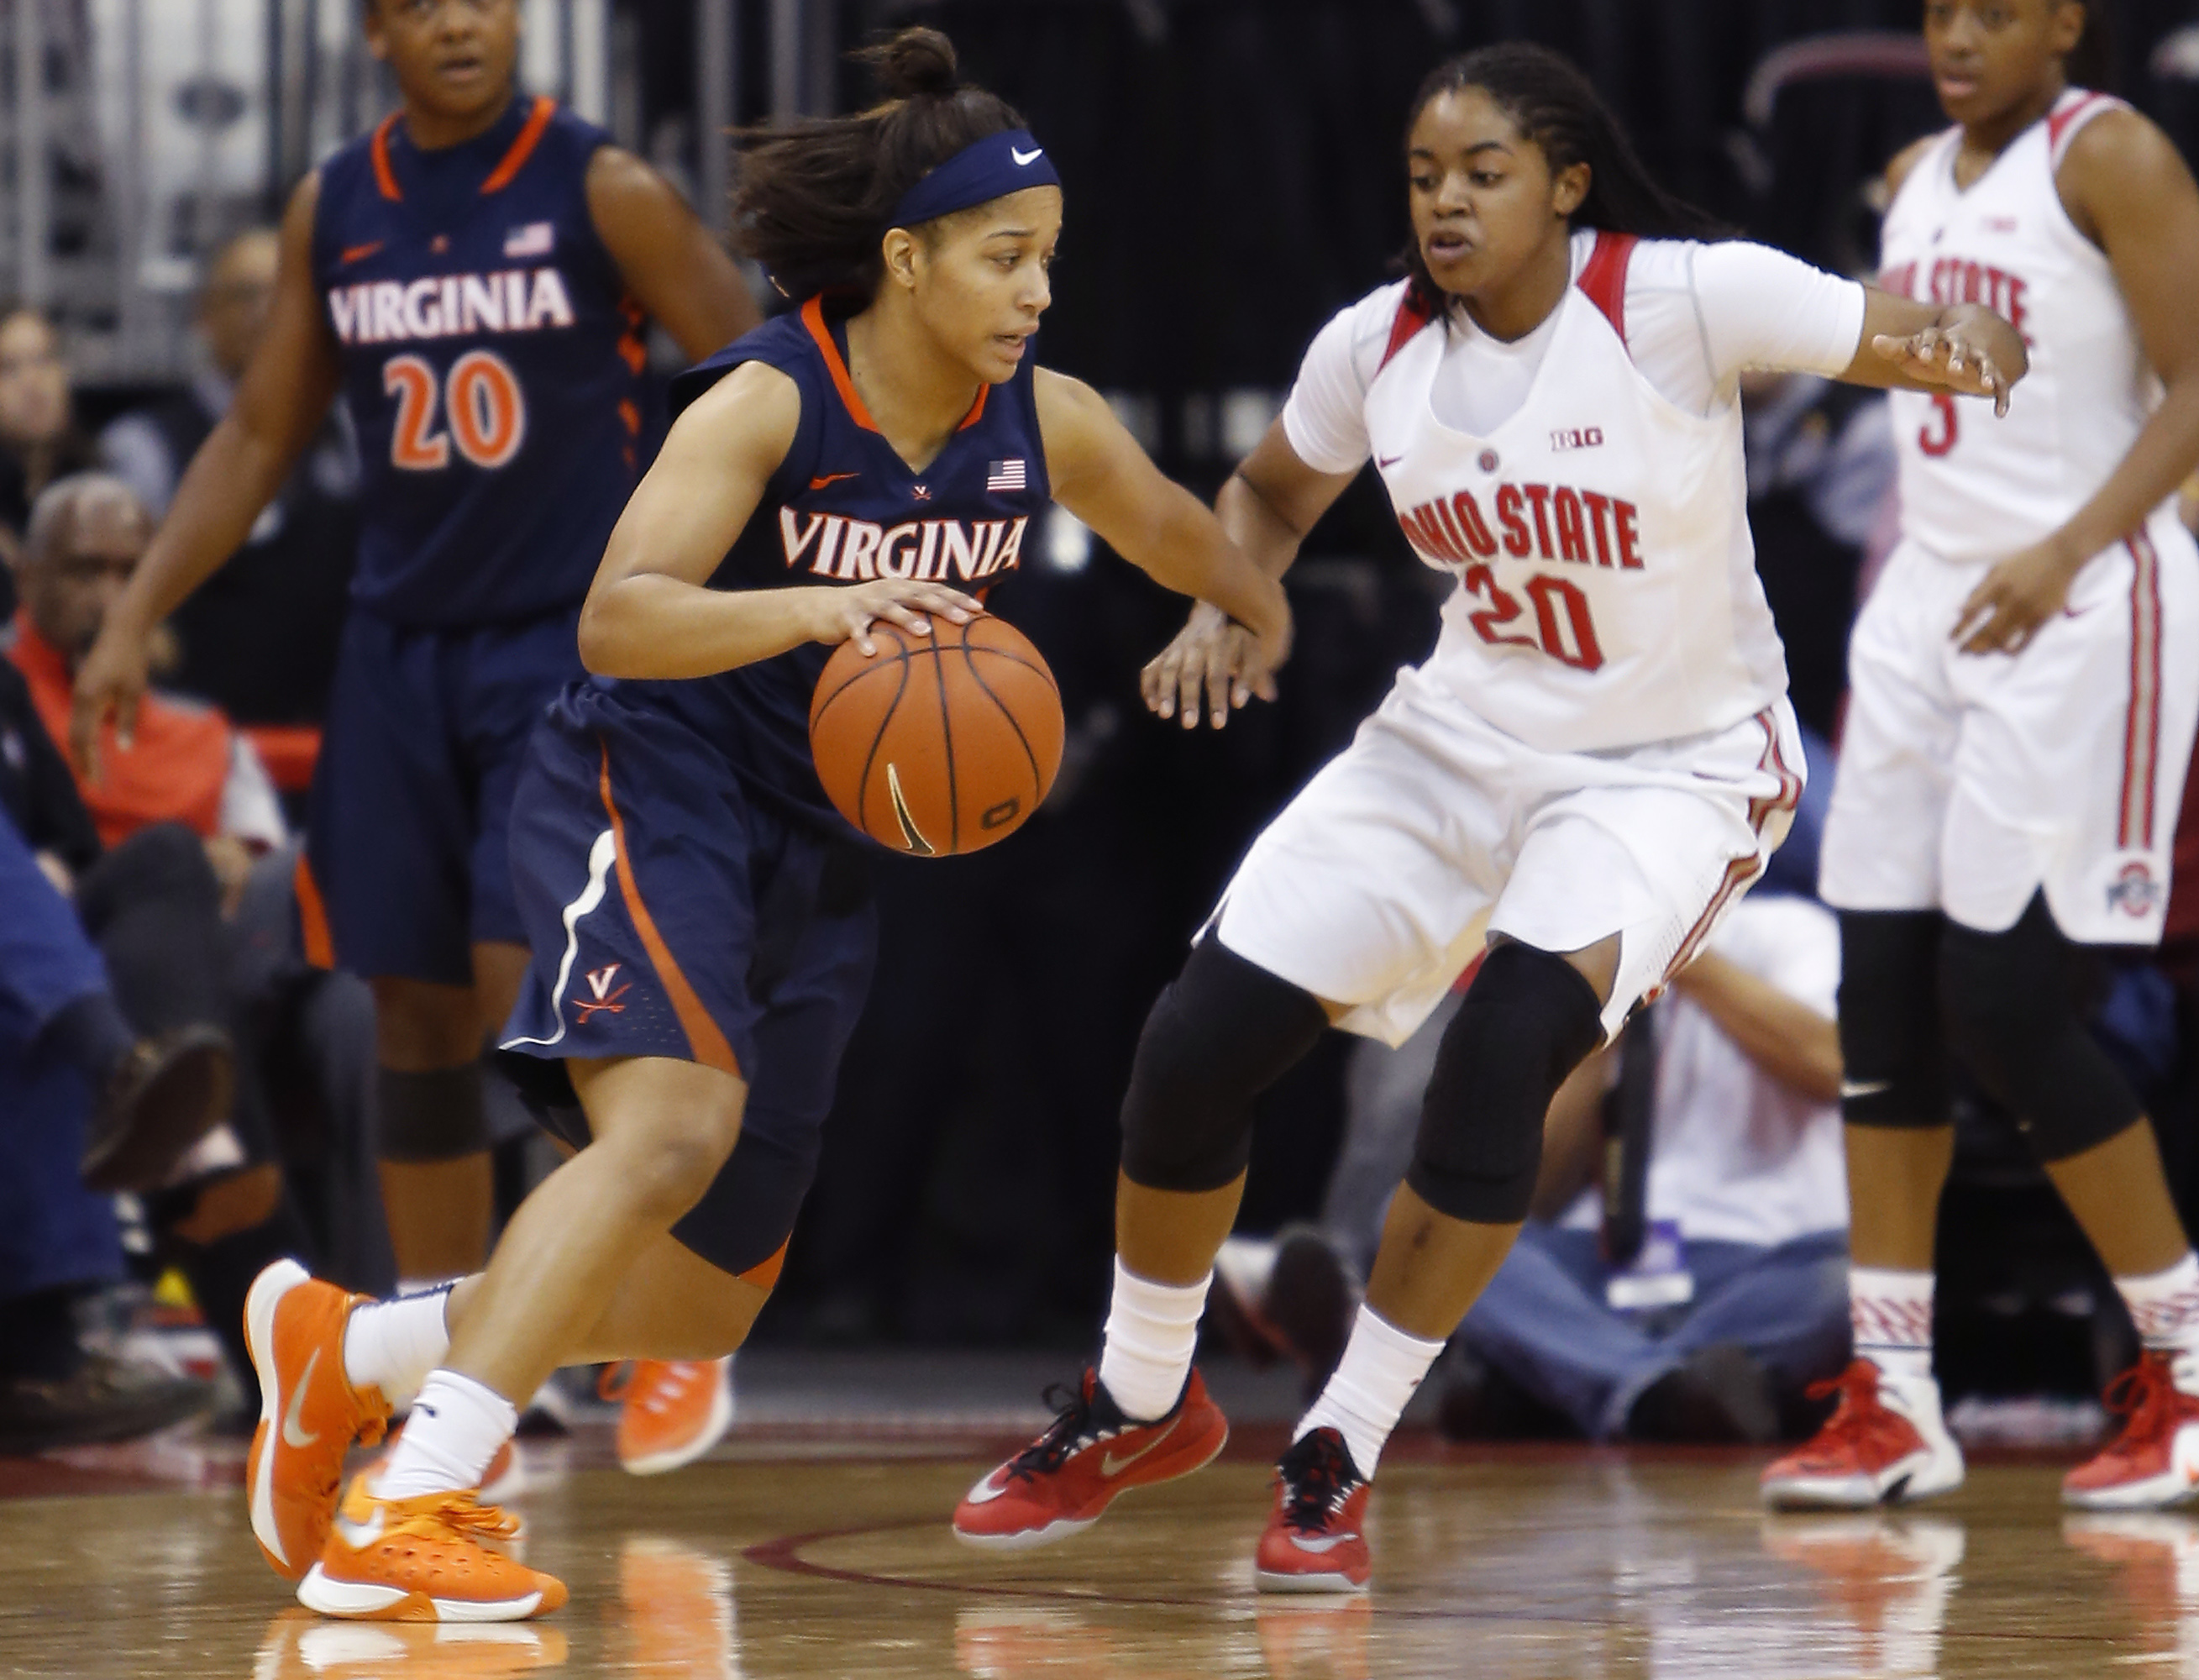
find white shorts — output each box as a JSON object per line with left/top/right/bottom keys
{"left": 1819, "top": 516, "right": 2199, "bottom": 945}
{"left": 1209, "top": 668, "right": 1804, "bottom": 1046}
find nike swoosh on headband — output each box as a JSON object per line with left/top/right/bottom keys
{"left": 1012, "top": 146, "right": 1044, "bottom": 165}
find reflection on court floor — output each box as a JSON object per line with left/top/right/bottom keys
{"left": 5, "top": 1434, "right": 2196, "bottom": 1677}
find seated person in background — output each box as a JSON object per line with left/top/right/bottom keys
{"left": 0, "top": 303, "right": 102, "bottom": 617}
{"left": 0, "top": 649, "right": 231, "bottom": 1190}
{"left": 5, "top": 472, "right": 354, "bottom": 1415}
{"left": 101, "top": 230, "right": 359, "bottom": 731}
{"left": 0, "top": 803, "right": 218, "bottom": 1450}
{"left": 1217, "top": 888, "right": 1850, "bottom": 1445}
{"left": 1449, "top": 890, "right": 1850, "bottom": 1444}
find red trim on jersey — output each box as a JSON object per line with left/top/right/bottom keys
{"left": 1377, "top": 289, "right": 1436, "bottom": 375}
{"left": 1661, "top": 710, "right": 1801, "bottom": 987}
{"left": 370, "top": 114, "right": 401, "bottom": 202}
{"left": 1576, "top": 231, "right": 1638, "bottom": 346}
{"left": 2121, "top": 531, "right": 2164, "bottom": 848}
{"left": 958, "top": 381, "right": 989, "bottom": 430}
{"left": 2046, "top": 89, "right": 2112, "bottom": 166}
{"left": 481, "top": 96, "right": 557, "bottom": 196}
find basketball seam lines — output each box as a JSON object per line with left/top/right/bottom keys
{"left": 958, "top": 637, "right": 1042, "bottom": 792}
{"left": 933, "top": 626, "right": 960, "bottom": 850}
{"left": 851, "top": 637, "right": 911, "bottom": 843}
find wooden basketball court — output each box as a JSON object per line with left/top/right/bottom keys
{"left": 0, "top": 1357, "right": 2179, "bottom": 1678}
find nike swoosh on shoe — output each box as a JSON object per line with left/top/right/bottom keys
{"left": 1100, "top": 1417, "right": 1178, "bottom": 1478}
{"left": 284, "top": 1348, "right": 323, "bottom": 1449}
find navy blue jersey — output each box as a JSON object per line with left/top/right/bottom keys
{"left": 312, "top": 96, "right": 645, "bottom": 628}
{"left": 590, "top": 297, "right": 1052, "bottom": 833}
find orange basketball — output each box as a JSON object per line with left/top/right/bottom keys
{"left": 809, "top": 615, "right": 1064, "bottom": 857}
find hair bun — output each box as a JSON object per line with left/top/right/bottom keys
{"left": 863, "top": 27, "right": 959, "bottom": 100}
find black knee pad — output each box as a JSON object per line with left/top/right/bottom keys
{"left": 1406, "top": 941, "right": 1604, "bottom": 1225}
{"left": 1118, "top": 937, "right": 1328, "bottom": 1194}
{"left": 1939, "top": 895, "right": 2143, "bottom": 1163}
{"left": 1837, "top": 911, "right": 1952, "bottom": 1129}
{"left": 377, "top": 1062, "right": 493, "bottom": 1162}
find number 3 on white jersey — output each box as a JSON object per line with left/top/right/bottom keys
{"left": 384, "top": 349, "right": 527, "bottom": 471}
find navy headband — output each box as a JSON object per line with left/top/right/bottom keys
{"left": 890, "top": 129, "right": 1061, "bottom": 228}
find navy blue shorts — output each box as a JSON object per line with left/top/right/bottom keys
{"left": 498, "top": 683, "right": 877, "bottom": 1278}
{"left": 307, "top": 605, "right": 582, "bottom": 985}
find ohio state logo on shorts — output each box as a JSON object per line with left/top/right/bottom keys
{"left": 2107, "top": 861, "right": 2164, "bottom": 919}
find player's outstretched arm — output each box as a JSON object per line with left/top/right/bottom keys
{"left": 71, "top": 172, "right": 340, "bottom": 774}
{"left": 576, "top": 361, "right": 975, "bottom": 679}
{"left": 1034, "top": 368, "right": 1294, "bottom": 730}
{"left": 586, "top": 146, "right": 762, "bottom": 360}
{"left": 1840, "top": 289, "right": 2028, "bottom": 417}
{"left": 1950, "top": 108, "right": 2199, "bottom": 656}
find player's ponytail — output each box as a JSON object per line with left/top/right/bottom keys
{"left": 1399, "top": 42, "right": 1726, "bottom": 315}
{"left": 733, "top": 27, "right": 1029, "bottom": 303}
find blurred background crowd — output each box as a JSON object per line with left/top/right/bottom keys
{"left": 3, "top": 0, "right": 2199, "bottom": 1456}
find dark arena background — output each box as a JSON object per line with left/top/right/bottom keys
{"left": 3, "top": 1, "right": 2199, "bottom": 1673}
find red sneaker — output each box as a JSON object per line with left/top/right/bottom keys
{"left": 2064, "top": 1352, "right": 2199, "bottom": 1509}
{"left": 952, "top": 1369, "right": 1228, "bottom": 1549}
{"left": 1254, "top": 1428, "right": 1370, "bottom": 1593}
{"left": 1760, "top": 1360, "right": 1963, "bottom": 1509}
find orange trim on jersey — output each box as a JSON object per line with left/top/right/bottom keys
{"left": 1577, "top": 230, "right": 1638, "bottom": 346}
{"left": 801, "top": 297, "right": 881, "bottom": 432}
{"left": 294, "top": 852, "right": 335, "bottom": 970}
{"left": 799, "top": 295, "right": 987, "bottom": 434}
{"left": 616, "top": 293, "right": 648, "bottom": 375}
{"left": 738, "top": 1240, "right": 790, "bottom": 1294}
{"left": 617, "top": 397, "right": 641, "bottom": 436}
{"left": 481, "top": 96, "right": 558, "bottom": 196}
{"left": 370, "top": 114, "right": 402, "bottom": 202}
{"left": 596, "top": 744, "right": 742, "bottom": 1078}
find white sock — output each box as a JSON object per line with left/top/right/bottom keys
{"left": 1293, "top": 1305, "right": 1444, "bottom": 1478}
{"left": 1096, "top": 1257, "right": 1210, "bottom": 1422}
{"left": 372, "top": 1368, "right": 517, "bottom": 1501}
{"left": 341, "top": 1284, "right": 456, "bottom": 1409}
{"left": 2116, "top": 1252, "right": 2199, "bottom": 1354}
{"left": 1850, "top": 1266, "right": 1935, "bottom": 1383}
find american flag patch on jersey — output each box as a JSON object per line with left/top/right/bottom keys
{"left": 503, "top": 221, "right": 554, "bottom": 258}
{"left": 986, "top": 459, "right": 1026, "bottom": 492}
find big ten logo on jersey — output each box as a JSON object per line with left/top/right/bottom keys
{"left": 779, "top": 508, "right": 1028, "bottom": 585}
{"left": 1396, "top": 480, "right": 1639, "bottom": 674}
{"left": 328, "top": 268, "right": 575, "bottom": 473}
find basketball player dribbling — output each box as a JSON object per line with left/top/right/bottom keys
{"left": 1765, "top": 0, "right": 2199, "bottom": 1511}
{"left": 227, "top": 29, "right": 1290, "bottom": 1621}
{"left": 956, "top": 41, "right": 2028, "bottom": 1592}
{"left": 71, "top": 0, "right": 760, "bottom": 1473}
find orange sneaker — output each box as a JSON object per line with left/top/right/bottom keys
{"left": 298, "top": 1475, "right": 566, "bottom": 1622}
{"left": 600, "top": 1358, "right": 734, "bottom": 1477}
{"left": 245, "top": 1260, "right": 392, "bottom": 1581}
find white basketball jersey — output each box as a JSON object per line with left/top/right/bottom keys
{"left": 1881, "top": 89, "right": 2160, "bottom": 563}
{"left": 1366, "top": 234, "right": 1787, "bottom": 754}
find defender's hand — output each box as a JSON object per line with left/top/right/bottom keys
{"left": 1871, "top": 304, "right": 2024, "bottom": 417}
{"left": 1141, "top": 596, "right": 1289, "bottom": 730}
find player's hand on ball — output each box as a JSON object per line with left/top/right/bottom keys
{"left": 1143, "top": 601, "right": 1283, "bottom": 731}
{"left": 821, "top": 580, "right": 980, "bottom": 658}
{"left": 1871, "top": 304, "right": 2025, "bottom": 417}
{"left": 1952, "top": 538, "right": 2081, "bottom": 656}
